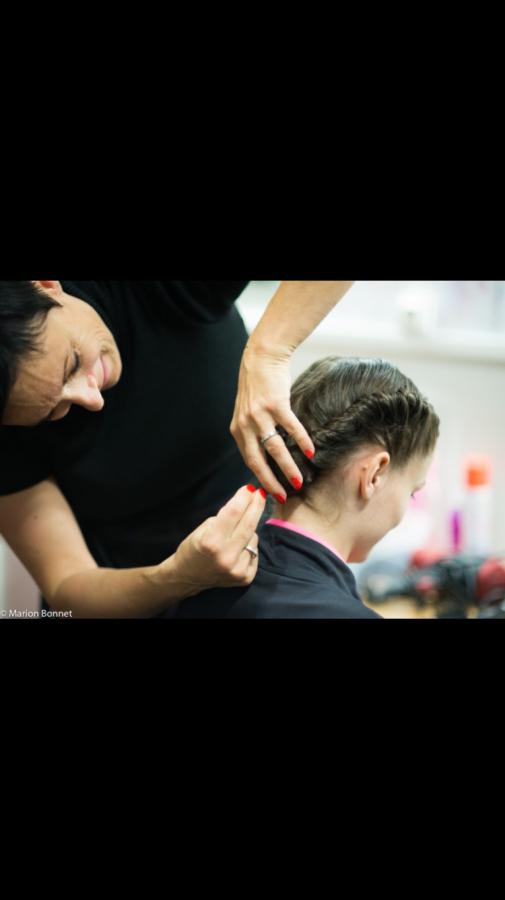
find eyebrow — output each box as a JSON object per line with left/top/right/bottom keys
{"left": 38, "top": 353, "right": 70, "bottom": 425}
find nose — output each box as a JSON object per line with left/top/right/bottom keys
{"left": 64, "top": 372, "right": 105, "bottom": 412}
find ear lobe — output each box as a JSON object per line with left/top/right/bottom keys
{"left": 364, "top": 481, "right": 375, "bottom": 500}
{"left": 359, "top": 467, "right": 375, "bottom": 501}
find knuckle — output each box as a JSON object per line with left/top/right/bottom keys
{"left": 248, "top": 403, "right": 259, "bottom": 418}
{"left": 265, "top": 440, "right": 283, "bottom": 459}
{"left": 246, "top": 458, "right": 262, "bottom": 477}
{"left": 226, "top": 499, "right": 242, "bottom": 518}
{"left": 216, "top": 552, "right": 234, "bottom": 574}
{"left": 242, "top": 568, "right": 256, "bottom": 585}
{"left": 198, "top": 525, "right": 218, "bottom": 556}
{"left": 200, "top": 536, "right": 219, "bottom": 557}
{"left": 235, "top": 571, "right": 249, "bottom": 585}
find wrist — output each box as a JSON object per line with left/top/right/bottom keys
{"left": 245, "top": 335, "right": 294, "bottom": 363}
{"left": 152, "top": 553, "right": 202, "bottom": 602}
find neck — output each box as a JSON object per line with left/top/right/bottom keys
{"left": 270, "top": 496, "right": 355, "bottom": 562}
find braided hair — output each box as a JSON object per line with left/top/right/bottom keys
{"left": 270, "top": 357, "right": 439, "bottom": 498}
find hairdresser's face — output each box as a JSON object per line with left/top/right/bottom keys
{"left": 3, "top": 281, "right": 122, "bottom": 427}
{"left": 347, "top": 451, "right": 434, "bottom": 563}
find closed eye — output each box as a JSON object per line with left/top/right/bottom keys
{"left": 67, "top": 352, "right": 80, "bottom": 382}
{"left": 42, "top": 352, "right": 81, "bottom": 424}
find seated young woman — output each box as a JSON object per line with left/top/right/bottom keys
{"left": 172, "top": 356, "right": 440, "bottom": 619}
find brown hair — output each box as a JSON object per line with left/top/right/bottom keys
{"left": 272, "top": 356, "right": 440, "bottom": 498}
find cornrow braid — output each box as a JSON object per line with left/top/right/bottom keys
{"left": 269, "top": 357, "right": 439, "bottom": 499}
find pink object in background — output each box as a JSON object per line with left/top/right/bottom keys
{"left": 450, "top": 510, "right": 462, "bottom": 554}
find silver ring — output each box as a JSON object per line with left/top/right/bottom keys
{"left": 244, "top": 545, "right": 258, "bottom": 559}
{"left": 260, "top": 430, "right": 279, "bottom": 448}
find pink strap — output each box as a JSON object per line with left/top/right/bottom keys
{"left": 265, "top": 518, "right": 346, "bottom": 563}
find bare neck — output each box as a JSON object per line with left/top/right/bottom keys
{"left": 269, "top": 496, "right": 354, "bottom": 562}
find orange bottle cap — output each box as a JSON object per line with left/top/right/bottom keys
{"left": 465, "top": 455, "right": 492, "bottom": 487}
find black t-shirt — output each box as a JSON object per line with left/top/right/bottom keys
{"left": 172, "top": 522, "right": 383, "bottom": 618}
{"left": 0, "top": 281, "right": 251, "bottom": 573}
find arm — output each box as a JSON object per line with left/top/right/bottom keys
{"left": 231, "top": 280, "right": 354, "bottom": 497}
{"left": 246, "top": 281, "right": 354, "bottom": 358}
{"left": 0, "top": 479, "right": 266, "bottom": 618}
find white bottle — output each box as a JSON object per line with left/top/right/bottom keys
{"left": 397, "top": 283, "right": 439, "bottom": 338}
{"left": 461, "top": 455, "right": 493, "bottom": 555}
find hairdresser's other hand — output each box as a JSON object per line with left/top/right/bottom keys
{"left": 230, "top": 345, "right": 314, "bottom": 500}
{"left": 164, "top": 484, "right": 266, "bottom": 597}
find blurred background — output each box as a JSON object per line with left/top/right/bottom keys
{"left": 2, "top": 281, "right": 505, "bottom": 618}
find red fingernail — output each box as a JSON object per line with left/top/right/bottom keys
{"left": 247, "top": 484, "right": 257, "bottom": 493}
{"left": 258, "top": 488, "right": 267, "bottom": 499}
{"left": 291, "top": 477, "right": 303, "bottom": 490}
{"left": 305, "top": 449, "right": 315, "bottom": 459}
{"left": 275, "top": 494, "right": 286, "bottom": 504}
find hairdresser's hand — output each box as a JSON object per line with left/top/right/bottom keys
{"left": 230, "top": 345, "right": 315, "bottom": 501}
{"left": 164, "top": 484, "right": 266, "bottom": 597}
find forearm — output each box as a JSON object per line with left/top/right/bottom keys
{"left": 51, "top": 556, "right": 193, "bottom": 619}
{"left": 247, "top": 281, "right": 354, "bottom": 357}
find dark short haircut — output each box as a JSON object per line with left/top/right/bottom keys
{"left": 0, "top": 281, "right": 61, "bottom": 421}
{"left": 271, "top": 356, "right": 440, "bottom": 499}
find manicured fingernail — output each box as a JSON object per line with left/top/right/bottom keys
{"left": 304, "top": 449, "right": 315, "bottom": 459}
{"left": 275, "top": 494, "right": 286, "bottom": 504}
{"left": 258, "top": 488, "right": 267, "bottom": 499}
{"left": 247, "top": 484, "right": 257, "bottom": 493}
{"left": 291, "top": 477, "right": 303, "bottom": 490}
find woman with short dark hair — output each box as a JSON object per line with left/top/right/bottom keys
{"left": 0, "top": 280, "right": 354, "bottom": 617}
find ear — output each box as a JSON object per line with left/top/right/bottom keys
{"left": 359, "top": 451, "right": 391, "bottom": 500}
{"left": 33, "top": 280, "right": 62, "bottom": 294}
